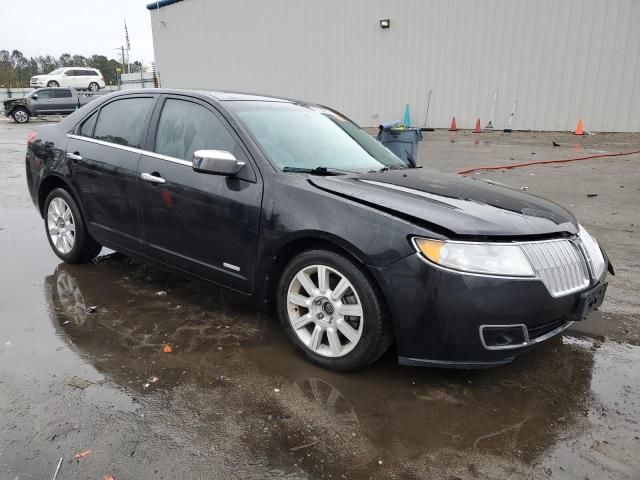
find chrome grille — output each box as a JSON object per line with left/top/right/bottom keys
{"left": 520, "top": 240, "right": 589, "bottom": 297}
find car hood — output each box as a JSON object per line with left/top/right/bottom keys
{"left": 3, "top": 97, "right": 24, "bottom": 106}
{"left": 309, "top": 169, "right": 578, "bottom": 238}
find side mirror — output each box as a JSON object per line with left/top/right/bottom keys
{"left": 192, "top": 150, "right": 245, "bottom": 176}
{"left": 31, "top": 94, "right": 38, "bottom": 100}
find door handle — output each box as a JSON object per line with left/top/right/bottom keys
{"left": 66, "top": 152, "right": 83, "bottom": 161}
{"left": 140, "top": 172, "right": 166, "bottom": 184}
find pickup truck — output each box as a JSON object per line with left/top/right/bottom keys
{"left": 3, "top": 87, "right": 97, "bottom": 123}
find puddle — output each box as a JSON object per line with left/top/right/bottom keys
{"left": 30, "top": 254, "right": 640, "bottom": 479}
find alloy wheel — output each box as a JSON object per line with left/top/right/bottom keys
{"left": 286, "top": 264, "right": 364, "bottom": 357}
{"left": 13, "top": 110, "right": 28, "bottom": 123}
{"left": 89, "top": 82, "right": 99, "bottom": 92}
{"left": 47, "top": 198, "right": 76, "bottom": 254}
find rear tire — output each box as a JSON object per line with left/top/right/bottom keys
{"left": 47, "top": 80, "right": 59, "bottom": 87}
{"left": 44, "top": 188, "right": 101, "bottom": 264}
{"left": 11, "top": 107, "right": 30, "bottom": 123}
{"left": 277, "top": 249, "right": 393, "bottom": 371}
{"left": 88, "top": 82, "right": 99, "bottom": 92}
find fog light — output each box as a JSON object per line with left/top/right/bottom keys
{"left": 480, "top": 325, "right": 527, "bottom": 350}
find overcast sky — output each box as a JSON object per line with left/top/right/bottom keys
{"left": 1, "top": 0, "right": 155, "bottom": 65}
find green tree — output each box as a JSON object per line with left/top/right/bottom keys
{"left": 59, "top": 53, "right": 72, "bottom": 66}
{"left": 71, "top": 54, "right": 87, "bottom": 67}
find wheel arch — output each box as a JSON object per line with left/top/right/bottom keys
{"left": 260, "top": 233, "right": 389, "bottom": 316}
{"left": 37, "top": 174, "right": 86, "bottom": 221}
{"left": 10, "top": 105, "right": 31, "bottom": 119}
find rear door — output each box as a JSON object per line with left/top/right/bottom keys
{"left": 61, "top": 69, "right": 76, "bottom": 88}
{"left": 137, "top": 95, "right": 263, "bottom": 292}
{"left": 66, "top": 95, "right": 156, "bottom": 251}
{"left": 50, "top": 89, "right": 75, "bottom": 114}
{"left": 77, "top": 69, "right": 92, "bottom": 90}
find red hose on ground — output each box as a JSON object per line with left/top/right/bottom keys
{"left": 457, "top": 150, "right": 640, "bottom": 175}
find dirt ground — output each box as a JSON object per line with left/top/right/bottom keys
{"left": 1, "top": 116, "right": 639, "bottom": 479}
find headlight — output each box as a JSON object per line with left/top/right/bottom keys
{"left": 577, "top": 225, "right": 606, "bottom": 278}
{"left": 413, "top": 238, "right": 536, "bottom": 277}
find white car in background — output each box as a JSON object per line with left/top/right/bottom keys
{"left": 30, "top": 67, "right": 106, "bottom": 92}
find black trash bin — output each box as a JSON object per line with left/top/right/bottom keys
{"left": 376, "top": 124, "right": 423, "bottom": 168}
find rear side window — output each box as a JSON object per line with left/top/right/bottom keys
{"left": 93, "top": 98, "right": 153, "bottom": 148}
{"left": 78, "top": 111, "right": 98, "bottom": 137}
{"left": 53, "top": 89, "right": 72, "bottom": 98}
{"left": 154, "top": 99, "right": 242, "bottom": 161}
{"left": 87, "top": 70, "right": 99, "bottom": 76}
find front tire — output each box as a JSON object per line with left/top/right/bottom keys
{"left": 11, "top": 107, "right": 30, "bottom": 123}
{"left": 277, "top": 249, "right": 393, "bottom": 371}
{"left": 47, "top": 80, "right": 59, "bottom": 87}
{"left": 44, "top": 188, "right": 101, "bottom": 263}
{"left": 88, "top": 82, "right": 99, "bottom": 92}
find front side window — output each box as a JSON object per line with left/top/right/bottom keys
{"left": 93, "top": 97, "right": 153, "bottom": 148}
{"left": 34, "top": 90, "right": 51, "bottom": 99}
{"left": 155, "top": 99, "right": 242, "bottom": 161}
{"left": 64, "top": 70, "right": 75, "bottom": 77}
{"left": 227, "top": 101, "right": 406, "bottom": 172}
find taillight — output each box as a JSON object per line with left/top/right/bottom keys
{"left": 27, "top": 131, "right": 37, "bottom": 144}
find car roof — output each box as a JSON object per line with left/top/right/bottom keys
{"left": 108, "top": 88, "right": 298, "bottom": 103}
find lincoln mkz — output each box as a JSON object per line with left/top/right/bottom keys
{"left": 25, "top": 89, "right": 612, "bottom": 370}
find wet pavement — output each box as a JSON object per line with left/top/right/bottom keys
{"left": 1, "top": 118, "right": 639, "bottom": 479}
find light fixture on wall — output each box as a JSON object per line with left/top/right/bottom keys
{"left": 379, "top": 19, "right": 390, "bottom": 29}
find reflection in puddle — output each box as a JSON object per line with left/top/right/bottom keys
{"left": 44, "top": 254, "right": 640, "bottom": 479}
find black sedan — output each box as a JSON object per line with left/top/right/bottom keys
{"left": 24, "top": 89, "right": 611, "bottom": 370}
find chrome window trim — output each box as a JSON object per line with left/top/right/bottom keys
{"left": 479, "top": 321, "right": 574, "bottom": 351}
{"left": 67, "top": 134, "right": 142, "bottom": 155}
{"left": 143, "top": 150, "right": 192, "bottom": 167}
{"left": 66, "top": 134, "right": 193, "bottom": 167}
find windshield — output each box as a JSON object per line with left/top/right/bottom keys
{"left": 227, "top": 101, "right": 406, "bottom": 172}
{"left": 49, "top": 68, "right": 65, "bottom": 75}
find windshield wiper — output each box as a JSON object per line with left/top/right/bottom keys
{"left": 369, "top": 164, "right": 409, "bottom": 173}
{"left": 281, "top": 166, "right": 358, "bottom": 176}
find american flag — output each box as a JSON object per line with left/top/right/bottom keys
{"left": 124, "top": 20, "right": 131, "bottom": 51}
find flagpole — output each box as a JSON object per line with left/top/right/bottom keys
{"left": 124, "top": 19, "right": 131, "bottom": 74}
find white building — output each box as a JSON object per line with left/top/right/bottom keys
{"left": 148, "top": 0, "right": 640, "bottom": 132}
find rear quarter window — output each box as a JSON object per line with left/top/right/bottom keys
{"left": 78, "top": 111, "right": 98, "bottom": 137}
{"left": 93, "top": 97, "right": 153, "bottom": 148}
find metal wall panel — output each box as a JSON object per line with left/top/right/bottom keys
{"left": 149, "top": 0, "right": 640, "bottom": 131}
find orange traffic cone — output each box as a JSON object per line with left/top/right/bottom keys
{"left": 473, "top": 118, "right": 482, "bottom": 133}
{"left": 449, "top": 116, "right": 457, "bottom": 131}
{"left": 573, "top": 118, "right": 584, "bottom": 135}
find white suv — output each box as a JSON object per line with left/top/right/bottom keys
{"left": 30, "top": 67, "right": 106, "bottom": 92}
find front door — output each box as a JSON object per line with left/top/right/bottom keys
{"left": 66, "top": 95, "right": 156, "bottom": 251}
{"left": 31, "top": 89, "right": 54, "bottom": 114}
{"left": 137, "top": 96, "right": 263, "bottom": 293}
